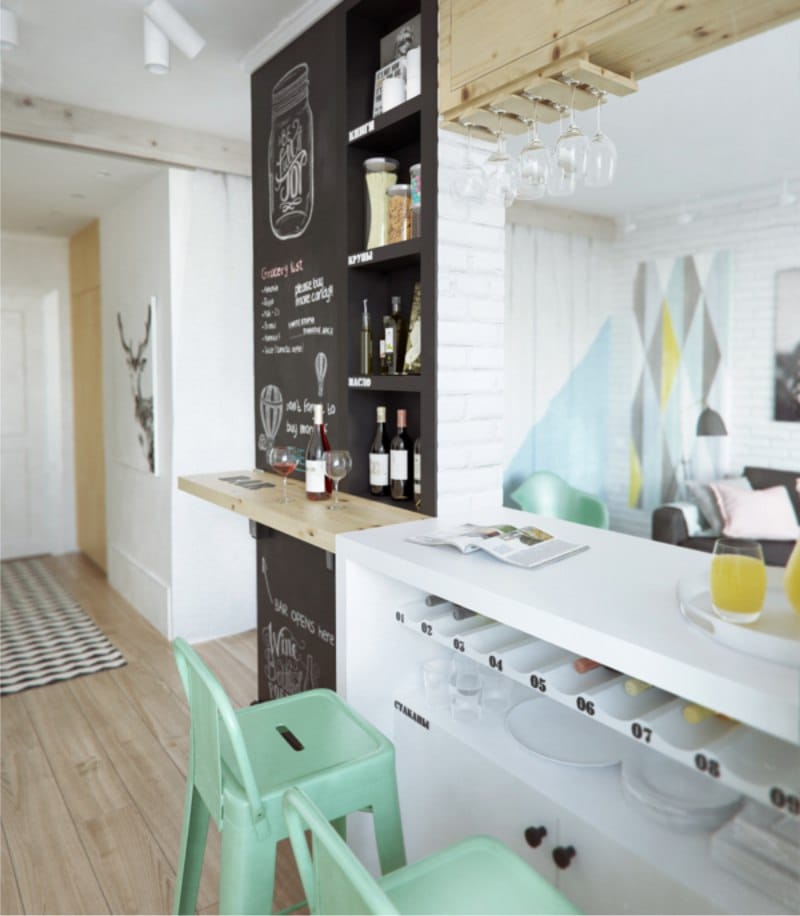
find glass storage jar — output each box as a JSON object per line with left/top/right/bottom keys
{"left": 364, "top": 157, "right": 398, "bottom": 249}
{"left": 387, "top": 184, "right": 412, "bottom": 244}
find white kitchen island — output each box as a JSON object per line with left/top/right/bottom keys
{"left": 336, "top": 509, "right": 800, "bottom": 915}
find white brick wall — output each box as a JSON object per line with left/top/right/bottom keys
{"left": 436, "top": 128, "right": 507, "bottom": 518}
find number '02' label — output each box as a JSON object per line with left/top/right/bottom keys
{"left": 369, "top": 453, "right": 389, "bottom": 485}
{"left": 305, "top": 459, "right": 326, "bottom": 493}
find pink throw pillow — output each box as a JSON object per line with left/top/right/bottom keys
{"left": 709, "top": 482, "right": 799, "bottom": 540}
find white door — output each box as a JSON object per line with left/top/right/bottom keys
{"left": 1, "top": 292, "right": 50, "bottom": 558}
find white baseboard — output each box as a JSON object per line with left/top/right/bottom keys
{"left": 108, "top": 544, "right": 170, "bottom": 636}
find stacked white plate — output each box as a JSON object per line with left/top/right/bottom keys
{"left": 621, "top": 749, "right": 743, "bottom": 832}
{"left": 711, "top": 802, "right": 800, "bottom": 911}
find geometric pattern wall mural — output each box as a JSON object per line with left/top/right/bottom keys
{"left": 629, "top": 251, "right": 731, "bottom": 509}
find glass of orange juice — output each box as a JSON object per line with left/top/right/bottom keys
{"left": 710, "top": 538, "right": 767, "bottom": 624}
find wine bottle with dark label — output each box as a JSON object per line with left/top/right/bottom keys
{"left": 390, "top": 408, "right": 412, "bottom": 500}
{"left": 305, "top": 403, "right": 331, "bottom": 500}
{"left": 390, "top": 295, "right": 406, "bottom": 374}
{"left": 369, "top": 405, "right": 390, "bottom": 496}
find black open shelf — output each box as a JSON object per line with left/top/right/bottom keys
{"left": 347, "top": 238, "right": 421, "bottom": 270}
{"left": 348, "top": 374, "right": 423, "bottom": 392}
{"left": 348, "top": 97, "right": 422, "bottom": 152}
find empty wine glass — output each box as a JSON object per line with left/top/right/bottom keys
{"left": 555, "top": 82, "right": 588, "bottom": 180}
{"left": 268, "top": 445, "right": 302, "bottom": 504}
{"left": 547, "top": 106, "right": 577, "bottom": 197}
{"left": 324, "top": 450, "right": 352, "bottom": 510}
{"left": 516, "top": 94, "right": 550, "bottom": 201}
{"left": 450, "top": 121, "right": 488, "bottom": 203}
{"left": 584, "top": 90, "right": 617, "bottom": 188}
{"left": 484, "top": 108, "right": 519, "bottom": 208}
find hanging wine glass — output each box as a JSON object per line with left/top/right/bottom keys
{"left": 484, "top": 107, "right": 519, "bottom": 208}
{"left": 584, "top": 89, "right": 617, "bottom": 188}
{"left": 547, "top": 106, "right": 576, "bottom": 197}
{"left": 450, "top": 121, "right": 488, "bottom": 203}
{"left": 555, "top": 81, "right": 588, "bottom": 180}
{"left": 516, "top": 94, "right": 549, "bottom": 201}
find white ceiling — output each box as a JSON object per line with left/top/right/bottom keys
{"left": 0, "top": 2, "right": 798, "bottom": 236}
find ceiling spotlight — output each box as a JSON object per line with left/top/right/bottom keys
{"left": 0, "top": 7, "right": 18, "bottom": 50}
{"left": 779, "top": 178, "right": 797, "bottom": 208}
{"left": 144, "top": 15, "right": 170, "bottom": 74}
{"left": 144, "top": 0, "right": 205, "bottom": 59}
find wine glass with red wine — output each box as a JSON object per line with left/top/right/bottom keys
{"left": 268, "top": 445, "right": 302, "bottom": 504}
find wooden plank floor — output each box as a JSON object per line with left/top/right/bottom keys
{"left": 1, "top": 553, "right": 305, "bottom": 915}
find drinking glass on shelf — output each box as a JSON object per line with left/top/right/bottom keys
{"left": 450, "top": 121, "right": 488, "bottom": 203}
{"left": 268, "top": 445, "right": 302, "bottom": 504}
{"left": 484, "top": 108, "right": 519, "bottom": 208}
{"left": 555, "top": 83, "right": 588, "bottom": 181}
{"left": 584, "top": 90, "right": 617, "bottom": 188}
{"left": 516, "top": 94, "right": 550, "bottom": 201}
{"left": 710, "top": 538, "right": 767, "bottom": 624}
{"left": 324, "top": 450, "right": 352, "bottom": 510}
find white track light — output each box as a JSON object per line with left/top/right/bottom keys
{"left": 144, "top": 16, "right": 169, "bottom": 74}
{"left": 144, "top": 0, "right": 205, "bottom": 59}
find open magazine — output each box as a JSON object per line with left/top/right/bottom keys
{"left": 407, "top": 523, "right": 588, "bottom": 570}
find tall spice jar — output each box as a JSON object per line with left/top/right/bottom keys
{"left": 364, "top": 157, "right": 398, "bottom": 249}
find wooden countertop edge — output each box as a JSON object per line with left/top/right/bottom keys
{"left": 178, "top": 469, "right": 425, "bottom": 553}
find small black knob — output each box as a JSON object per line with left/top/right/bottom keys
{"left": 553, "top": 845, "right": 576, "bottom": 869}
{"left": 524, "top": 826, "right": 548, "bottom": 848}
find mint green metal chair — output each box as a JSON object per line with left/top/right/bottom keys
{"left": 172, "top": 638, "right": 405, "bottom": 915}
{"left": 510, "top": 471, "right": 610, "bottom": 529}
{"left": 284, "top": 787, "right": 580, "bottom": 915}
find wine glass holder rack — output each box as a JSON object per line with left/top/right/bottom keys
{"left": 393, "top": 595, "right": 800, "bottom": 818}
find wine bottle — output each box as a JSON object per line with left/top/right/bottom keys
{"left": 390, "top": 295, "right": 406, "bottom": 374}
{"left": 413, "top": 437, "right": 422, "bottom": 509}
{"left": 359, "top": 299, "right": 372, "bottom": 375}
{"left": 382, "top": 307, "right": 395, "bottom": 375}
{"left": 369, "top": 405, "right": 390, "bottom": 496}
{"left": 390, "top": 408, "right": 412, "bottom": 500}
{"left": 305, "top": 403, "right": 331, "bottom": 500}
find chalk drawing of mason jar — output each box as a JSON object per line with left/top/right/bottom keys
{"left": 269, "top": 63, "right": 314, "bottom": 240}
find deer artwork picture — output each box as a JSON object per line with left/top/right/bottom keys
{"left": 117, "top": 302, "right": 155, "bottom": 473}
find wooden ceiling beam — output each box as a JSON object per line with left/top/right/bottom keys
{"left": 1, "top": 91, "right": 251, "bottom": 177}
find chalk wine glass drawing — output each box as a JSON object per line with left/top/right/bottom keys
{"left": 269, "top": 62, "right": 314, "bottom": 240}
{"left": 116, "top": 298, "right": 156, "bottom": 473}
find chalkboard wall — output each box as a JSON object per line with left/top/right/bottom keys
{"left": 252, "top": 9, "right": 345, "bottom": 697}
{"left": 252, "top": 9, "right": 346, "bottom": 473}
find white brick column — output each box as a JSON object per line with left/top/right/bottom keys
{"left": 437, "top": 128, "right": 507, "bottom": 517}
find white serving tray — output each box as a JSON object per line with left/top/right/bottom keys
{"left": 677, "top": 568, "right": 800, "bottom": 668}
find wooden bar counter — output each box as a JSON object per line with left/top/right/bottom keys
{"left": 178, "top": 469, "right": 423, "bottom": 553}
{"left": 178, "top": 468, "right": 424, "bottom": 699}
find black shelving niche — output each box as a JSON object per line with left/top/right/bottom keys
{"left": 344, "top": 0, "right": 437, "bottom": 515}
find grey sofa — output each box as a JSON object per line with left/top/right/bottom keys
{"left": 652, "top": 466, "right": 799, "bottom": 567}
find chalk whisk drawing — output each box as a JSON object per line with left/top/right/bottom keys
{"left": 117, "top": 301, "right": 155, "bottom": 473}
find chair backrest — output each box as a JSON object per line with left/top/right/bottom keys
{"left": 283, "top": 787, "right": 399, "bottom": 915}
{"left": 510, "top": 471, "right": 609, "bottom": 529}
{"left": 173, "top": 637, "right": 266, "bottom": 833}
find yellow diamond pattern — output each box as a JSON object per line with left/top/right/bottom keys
{"left": 628, "top": 439, "right": 643, "bottom": 507}
{"left": 661, "top": 301, "right": 680, "bottom": 411}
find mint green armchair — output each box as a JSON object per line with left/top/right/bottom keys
{"left": 510, "top": 471, "right": 610, "bottom": 529}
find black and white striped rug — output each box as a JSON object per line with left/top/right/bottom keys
{"left": 1, "top": 557, "right": 126, "bottom": 696}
